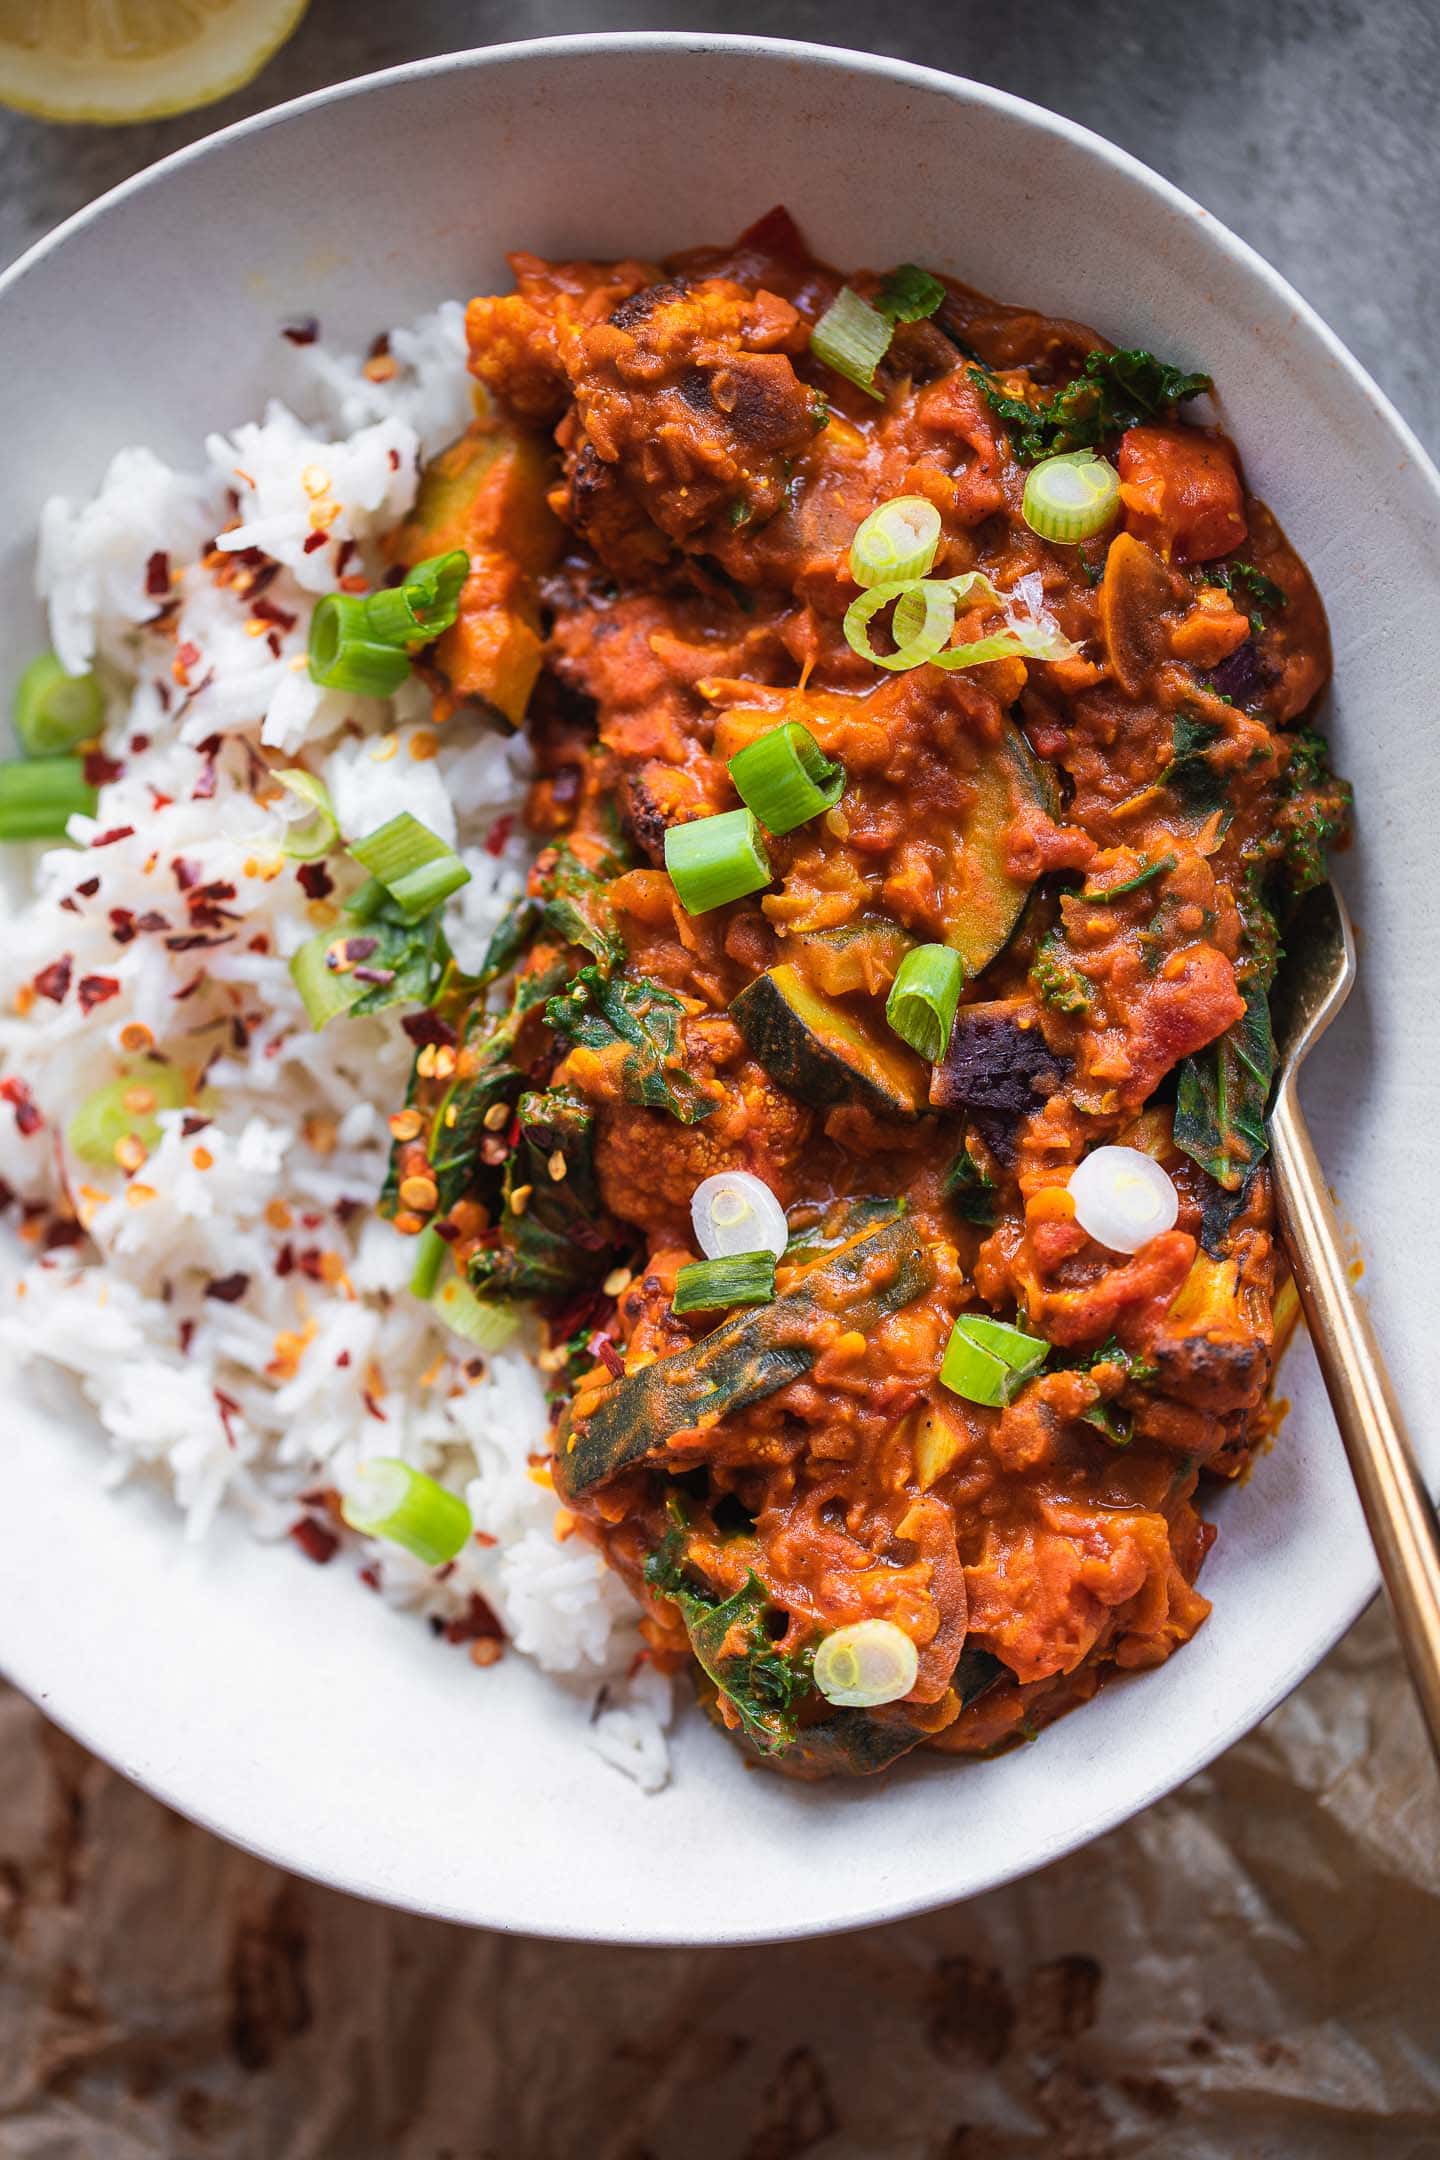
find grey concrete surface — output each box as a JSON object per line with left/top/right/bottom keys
{"left": 1, "top": 0, "right": 1437, "bottom": 453}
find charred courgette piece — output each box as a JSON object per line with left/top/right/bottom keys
{"left": 388, "top": 419, "right": 563, "bottom": 725}
{"left": 791, "top": 916, "right": 914, "bottom": 998}
{"left": 943, "top": 719, "right": 1057, "bottom": 977}
{"left": 731, "top": 964, "right": 928, "bottom": 1119}
{"left": 555, "top": 1212, "right": 933, "bottom": 1499}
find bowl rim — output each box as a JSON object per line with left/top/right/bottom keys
{"left": 0, "top": 28, "right": 1429, "bottom": 1942}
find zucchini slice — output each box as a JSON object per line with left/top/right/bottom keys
{"left": 944, "top": 719, "right": 1057, "bottom": 976}
{"left": 555, "top": 1212, "right": 933, "bottom": 1499}
{"left": 791, "top": 916, "right": 914, "bottom": 998}
{"left": 387, "top": 420, "right": 563, "bottom": 725}
{"left": 730, "top": 964, "right": 928, "bottom": 1119}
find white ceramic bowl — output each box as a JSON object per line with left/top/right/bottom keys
{"left": 3, "top": 33, "right": 1437, "bottom": 1946}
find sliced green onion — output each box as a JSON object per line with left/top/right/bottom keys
{"left": 1022, "top": 452, "right": 1121, "bottom": 544}
{"left": 672, "top": 1249, "right": 777, "bottom": 1314}
{"left": 728, "top": 722, "right": 844, "bottom": 834}
{"left": 289, "top": 927, "right": 367, "bottom": 1030}
{"left": 14, "top": 653, "right": 103, "bottom": 756}
{"left": 849, "top": 497, "right": 943, "bottom": 589}
{"left": 691, "top": 1170, "right": 790, "bottom": 1261}
{"left": 308, "top": 593, "right": 413, "bottom": 696}
{"left": 408, "top": 1221, "right": 449, "bottom": 1300}
{"left": 940, "top": 1313, "right": 1050, "bottom": 1407}
{"left": 843, "top": 578, "right": 957, "bottom": 672}
{"left": 432, "top": 1272, "right": 522, "bottom": 1352}
{"left": 340, "top": 1457, "right": 472, "bottom": 1567}
{"left": 814, "top": 1619, "right": 918, "bottom": 1708}
{"left": 275, "top": 767, "right": 339, "bottom": 860}
{"left": 350, "top": 812, "right": 470, "bottom": 920}
{"left": 886, "top": 944, "right": 964, "bottom": 1063}
{"left": 874, "top": 264, "right": 946, "bottom": 324}
{"left": 342, "top": 875, "right": 388, "bottom": 923}
{"left": 664, "top": 808, "right": 772, "bottom": 915}
{"left": 0, "top": 755, "right": 98, "bottom": 842}
{"left": 363, "top": 548, "right": 470, "bottom": 647}
{"left": 67, "top": 1064, "right": 189, "bottom": 1166}
{"left": 810, "top": 286, "right": 892, "bottom": 400}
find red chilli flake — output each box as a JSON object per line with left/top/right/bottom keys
{"left": 90, "top": 827, "right": 134, "bottom": 849}
{"left": 42, "top": 1218, "right": 85, "bottom": 1253}
{"left": 444, "top": 1593, "right": 505, "bottom": 1646}
{"left": 173, "top": 971, "right": 207, "bottom": 1002}
{"left": 290, "top": 1517, "right": 339, "bottom": 1565}
{"left": 135, "top": 910, "right": 170, "bottom": 934}
{"left": 401, "top": 1010, "right": 458, "bottom": 1049}
{"left": 75, "top": 876, "right": 100, "bottom": 897}
{"left": 214, "top": 1388, "right": 242, "bottom": 1448}
{"left": 251, "top": 596, "right": 297, "bottom": 633}
{"left": 176, "top": 641, "right": 201, "bottom": 672}
{"left": 484, "top": 814, "right": 515, "bottom": 858}
{"left": 32, "top": 956, "right": 72, "bottom": 1004}
{"left": 281, "top": 316, "right": 320, "bottom": 346}
{"left": 109, "top": 908, "right": 137, "bottom": 945}
{"left": 130, "top": 734, "right": 151, "bottom": 755}
{"left": 204, "top": 1273, "right": 250, "bottom": 1304}
{"left": 296, "top": 861, "right": 333, "bottom": 900}
{"left": 362, "top": 1392, "right": 389, "bottom": 1423}
{"left": 144, "top": 552, "right": 171, "bottom": 597}
{"left": 178, "top": 1319, "right": 196, "bottom": 1356}
{"left": 302, "top": 530, "right": 328, "bottom": 556}
{"left": 180, "top": 1114, "right": 212, "bottom": 1138}
{"left": 359, "top": 1564, "right": 381, "bottom": 1591}
{"left": 589, "top": 1333, "right": 626, "bottom": 1380}
{"left": 1, "top": 1078, "right": 43, "bottom": 1135}
{"left": 171, "top": 857, "right": 201, "bottom": 891}
{"left": 77, "top": 976, "right": 121, "bottom": 1014}
{"left": 335, "top": 538, "right": 358, "bottom": 579}
{"left": 84, "top": 752, "right": 123, "bottom": 787}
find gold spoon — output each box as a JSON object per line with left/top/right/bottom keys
{"left": 1269, "top": 880, "right": 1440, "bottom": 1759}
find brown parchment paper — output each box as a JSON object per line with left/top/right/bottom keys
{"left": 2, "top": 1598, "right": 1437, "bottom": 2160}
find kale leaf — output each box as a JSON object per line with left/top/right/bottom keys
{"left": 539, "top": 843, "right": 626, "bottom": 974}
{"left": 469, "top": 1085, "right": 617, "bottom": 1300}
{"left": 424, "top": 956, "right": 570, "bottom": 1214}
{"left": 1213, "top": 559, "right": 1286, "bottom": 620}
{"left": 943, "top": 1139, "right": 998, "bottom": 1227}
{"left": 546, "top": 965, "right": 714, "bottom": 1125}
{"left": 1173, "top": 975, "right": 1276, "bottom": 1191}
{"left": 973, "top": 347, "right": 1212, "bottom": 463}
{"left": 1161, "top": 712, "right": 1230, "bottom": 817}
{"left": 644, "top": 1526, "right": 813, "bottom": 1752}
{"left": 1031, "top": 926, "right": 1093, "bottom": 1015}
{"left": 1275, "top": 727, "right": 1353, "bottom": 898}
{"left": 344, "top": 900, "right": 454, "bottom": 1019}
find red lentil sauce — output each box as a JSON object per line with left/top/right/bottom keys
{"left": 386, "top": 211, "right": 1351, "bottom": 1777}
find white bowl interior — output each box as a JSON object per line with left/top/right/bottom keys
{"left": 2, "top": 36, "right": 1437, "bottom": 1944}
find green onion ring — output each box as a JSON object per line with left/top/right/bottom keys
{"left": 664, "top": 808, "right": 772, "bottom": 915}
{"left": 849, "top": 496, "right": 943, "bottom": 588}
{"left": 1022, "top": 452, "right": 1121, "bottom": 544}
{"left": 885, "top": 943, "right": 965, "bottom": 1063}
{"left": 843, "top": 578, "right": 956, "bottom": 671}
{"left": 728, "top": 722, "right": 845, "bottom": 834}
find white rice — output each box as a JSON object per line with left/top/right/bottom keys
{"left": 0, "top": 305, "right": 672, "bottom": 1792}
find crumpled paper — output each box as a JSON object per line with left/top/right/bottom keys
{"left": 2, "top": 1599, "right": 1437, "bottom": 2159}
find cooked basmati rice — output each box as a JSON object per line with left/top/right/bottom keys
{"left": 0, "top": 305, "right": 672, "bottom": 1793}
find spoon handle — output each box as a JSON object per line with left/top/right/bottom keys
{"left": 1270, "top": 1077, "right": 1440, "bottom": 1762}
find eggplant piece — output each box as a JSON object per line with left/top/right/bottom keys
{"left": 555, "top": 1212, "right": 933, "bottom": 1499}
{"left": 930, "top": 999, "right": 1067, "bottom": 1119}
{"left": 731, "top": 964, "right": 928, "bottom": 1120}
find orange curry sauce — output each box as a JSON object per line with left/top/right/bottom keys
{"left": 386, "top": 211, "right": 1349, "bottom": 1777}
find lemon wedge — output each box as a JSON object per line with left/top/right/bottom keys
{"left": 0, "top": 0, "right": 310, "bottom": 124}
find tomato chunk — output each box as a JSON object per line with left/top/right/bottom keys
{"left": 1117, "top": 425, "right": 1247, "bottom": 563}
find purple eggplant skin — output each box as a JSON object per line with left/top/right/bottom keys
{"left": 1206, "top": 639, "right": 1268, "bottom": 709}
{"left": 930, "top": 1000, "right": 1067, "bottom": 1123}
